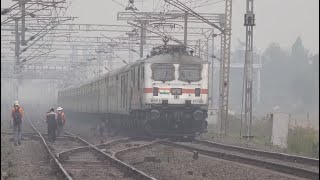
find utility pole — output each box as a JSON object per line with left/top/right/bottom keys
{"left": 140, "top": 23, "right": 144, "bottom": 58}
{"left": 139, "top": 21, "right": 147, "bottom": 59}
{"left": 243, "top": 0, "right": 255, "bottom": 140}
{"left": 211, "top": 32, "right": 215, "bottom": 108}
{"left": 14, "top": 18, "right": 20, "bottom": 62}
{"left": 184, "top": 11, "right": 188, "bottom": 47}
{"left": 20, "top": 0, "right": 26, "bottom": 46}
{"left": 14, "top": 18, "right": 20, "bottom": 100}
{"left": 257, "top": 54, "right": 261, "bottom": 103}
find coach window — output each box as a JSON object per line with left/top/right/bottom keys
{"left": 132, "top": 67, "right": 135, "bottom": 87}
{"left": 178, "top": 64, "right": 202, "bottom": 82}
{"left": 125, "top": 73, "right": 129, "bottom": 109}
{"left": 122, "top": 75, "right": 126, "bottom": 108}
{"left": 137, "top": 66, "right": 140, "bottom": 90}
{"left": 151, "top": 63, "right": 175, "bottom": 82}
{"left": 141, "top": 66, "right": 144, "bottom": 80}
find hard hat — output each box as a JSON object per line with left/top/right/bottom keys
{"left": 57, "top": 107, "right": 63, "bottom": 111}
{"left": 14, "top": 101, "right": 19, "bottom": 106}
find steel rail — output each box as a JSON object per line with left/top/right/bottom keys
{"left": 24, "top": 111, "right": 73, "bottom": 180}
{"left": 24, "top": 109, "right": 156, "bottom": 179}
{"left": 64, "top": 132, "right": 157, "bottom": 180}
{"left": 114, "top": 140, "right": 162, "bottom": 159}
{"left": 194, "top": 139, "right": 319, "bottom": 167}
{"left": 113, "top": 138, "right": 319, "bottom": 179}
{"left": 57, "top": 138, "right": 130, "bottom": 161}
{"left": 163, "top": 140, "right": 319, "bottom": 180}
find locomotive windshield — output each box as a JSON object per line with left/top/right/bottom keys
{"left": 179, "top": 64, "right": 202, "bottom": 82}
{"left": 151, "top": 63, "right": 175, "bottom": 81}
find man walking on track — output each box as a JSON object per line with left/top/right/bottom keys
{"left": 46, "top": 107, "right": 57, "bottom": 142}
{"left": 11, "top": 101, "right": 24, "bottom": 146}
{"left": 56, "top": 107, "right": 66, "bottom": 136}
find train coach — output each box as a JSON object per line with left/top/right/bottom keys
{"left": 58, "top": 45, "right": 209, "bottom": 137}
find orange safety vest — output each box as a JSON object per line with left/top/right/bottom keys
{"left": 11, "top": 106, "right": 23, "bottom": 120}
{"left": 57, "top": 111, "right": 66, "bottom": 124}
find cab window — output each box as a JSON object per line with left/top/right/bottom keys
{"left": 178, "top": 64, "right": 202, "bottom": 82}
{"left": 151, "top": 63, "right": 175, "bottom": 82}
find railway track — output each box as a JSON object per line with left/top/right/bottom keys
{"left": 113, "top": 139, "right": 318, "bottom": 180}
{"left": 24, "top": 111, "right": 157, "bottom": 180}
{"left": 169, "top": 140, "right": 319, "bottom": 180}
{"left": 193, "top": 139, "right": 319, "bottom": 166}
{"left": 17, "top": 107, "right": 318, "bottom": 179}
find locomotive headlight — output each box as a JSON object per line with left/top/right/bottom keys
{"left": 193, "top": 110, "right": 204, "bottom": 121}
{"left": 150, "top": 110, "right": 160, "bottom": 120}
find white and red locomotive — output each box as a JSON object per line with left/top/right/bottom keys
{"left": 58, "top": 45, "right": 209, "bottom": 137}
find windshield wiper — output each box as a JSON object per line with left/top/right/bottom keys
{"left": 182, "top": 72, "right": 191, "bottom": 83}
{"left": 162, "top": 71, "right": 168, "bottom": 82}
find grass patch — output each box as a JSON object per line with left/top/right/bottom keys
{"left": 287, "top": 127, "right": 319, "bottom": 158}
{"left": 203, "top": 114, "right": 319, "bottom": 158}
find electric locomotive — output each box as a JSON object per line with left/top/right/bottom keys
{"left": 58, "top": 44, "right": 209, "bottom": 137}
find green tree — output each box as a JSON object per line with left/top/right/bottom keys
{"left": 260, "top": 37, "right": 316, "bottom": 113}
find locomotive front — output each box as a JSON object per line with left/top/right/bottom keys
{"left": 143, "top": 46, "right": 209, "bottom": 137}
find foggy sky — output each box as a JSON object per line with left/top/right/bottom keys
{"left": 2, "top": 0, "right": 319, "bottom": 53}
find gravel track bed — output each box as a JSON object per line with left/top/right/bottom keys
{"left": 103, "top": 140, "right": 154, "bottom": 153}
{"left": 62, "top": 151, "right": 134, "bottom": 180}
{"left": 2, "top": 110, "right": 56, "bottom": 180}
{"left": 200, "top": 136, "right": 290, "bottom": 155}
{"left": 1, "top": 134, "right": 57, "bottom": 180}
{"left": 3, "top": 108, "right": 155, "bottom": 180}
{"left": 16, "top": 109, "right": 311, "bottom": 179}
{"left": 35, "top": 123, "right": 137, "bottom": 179}
{"left": 178, "top": 141, "right": 319, "bottom": 172}
{"left": 117, "top": 143, "right": 307, "bottom": 180}
{"left": 18, "top": 109, "right": 139, "bottom": 180}
{"left": 48, "top": 138, "right": 85, "bottom": 153}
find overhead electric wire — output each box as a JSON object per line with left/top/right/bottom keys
{"left": 20, "top": 0, "right": 73, "bottom": 65}
{"left": 164, "top": 0, "right": 223, "bottom": 32}
{"left": 10, "top": 0, "right": 74, "bottom": 77}
{"left": 193, "top": 0, "right": 225, "bottom": 9}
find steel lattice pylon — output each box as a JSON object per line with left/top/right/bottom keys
{"left": 218, "top": 0, "right": 232, "bottom": 137}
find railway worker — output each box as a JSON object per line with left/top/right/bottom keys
{"left": 56, "top": 107, "right": 66, "bottom": 136}
{"left": 46, "top": 107, "right": 57, "bottom": 142}
{"left": 11, "top": 101, "right": 24, "bottom": 146}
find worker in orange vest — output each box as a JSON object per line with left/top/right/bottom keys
{"left": 46, "top": 107, "right": 57, "bottom": 142}
{"left": 56, "top": 107, "right": 66, "bottom": 136}
{"left": 11, "top": 101, "right": 24, "bottom": 146}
